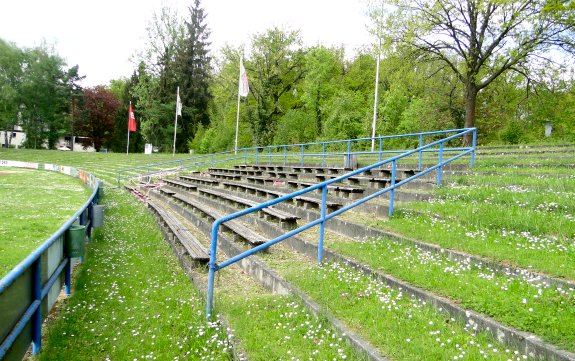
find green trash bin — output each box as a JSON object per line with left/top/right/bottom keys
{"left": 65, "top": 225, "right": 86, "bottom": 258}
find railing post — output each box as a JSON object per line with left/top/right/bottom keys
{"left": 206, "top": 225, "right": 219, "bottom": 318}
{"left": 301, "top": 144, "right": 305, "bottom": 166}
{"left": 244, "top": 148, "right": 247, "bottom": 164}
{"left": 470, "top": 129, "right": 477, "bottom": 168}
{"left": 31, "top": 258, "right": 42, "bottom": 355}
{"left": 317, "top": 185, "right": 328, "bottom": 264}
{"left": 437, "top": 142, "right": 444, "bottom": 186}
{"left": 267, "top": 146, "right": 271, "bottom": 165}
{"left": 211, "top": 154, "right": 215, "bottom": 166}
{"left": 65, "top": 254, "right": 71, "bottom": 295}
{"left": 418, "top": 134, "right": 424, "bottom": 171}
{"left": 389, "top": 160, "right": 396, "bottom": 218}
{"left": 321, "top": 143, "right": 326, "bottom": 167}
{"left": 255, "top": 147, "right": 259, "bottom": 166}
{"left": 378, "top": 138, "right": 383, "bottom": 161}
{"left": 283, "top": 145, "right": 287, "bottom": 166}
{"left": 347, "top": 141, "right": 351, "bottom": 168}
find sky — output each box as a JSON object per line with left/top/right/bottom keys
{"left": 0, "top": 0, "right": 375, "bottom": 86}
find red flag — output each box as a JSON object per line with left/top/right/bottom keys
{"left": 128, "top": 103, "right": 137, "bottom": 132}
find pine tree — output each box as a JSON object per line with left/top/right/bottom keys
{"left": 176, "top": 0, "right": 212, "bottom": 152}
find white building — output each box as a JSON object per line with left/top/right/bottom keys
{"left": 1, "top": 126, "right": 95, "bottom": 152}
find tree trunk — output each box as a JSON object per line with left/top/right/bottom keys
{"left": 463, "top": 82, "right": 478, "bottom": 146}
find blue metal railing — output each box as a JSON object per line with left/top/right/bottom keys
{"left": 116, "top": 128, "right": 475, "bottom": 185}
{"left": 205, "top": 128, "right": 477, "bottom": 316}
{"left": 0, "top": 162, "right": 101, "bottom": 360}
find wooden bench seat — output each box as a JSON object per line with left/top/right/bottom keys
{"left": 167, "top": 192, "right": 267, "bottom": 247}
{"left": 179, "top": 175, "right": 220, "bottom": 186}
{"left": 147, "top": 199, "right": 209, "bottom": 263}
{"left": 197, "top": 187, "right": 298, "bottom": 228}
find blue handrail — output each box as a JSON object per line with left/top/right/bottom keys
{"left": 0, "top": 163, "right": 101, "bottom": 359}
{"left": 116, "top": 128, "right": 474, "bottom": 185}
{"left": 205, "top": 128, "right": 477, "bottom": 317}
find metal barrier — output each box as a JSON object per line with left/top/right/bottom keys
{"left": 0, "top": 161, "right": 101, "bottom": 360}
{"left": 116, "top": 128, "right": 476, "bottom": 185}
{"left": 205, "top": 128, "right": 476, "bottom": 317}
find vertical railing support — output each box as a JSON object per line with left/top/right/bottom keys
{"left": 389, "top": 160, "right": 397, "bottom": 218}
{"left": 255, "top": 147, "right": 259, "bottom": 166}
{"left": 283, "top": 146, "right": 287, "bottom": 166}
{"left": 243, "top": 148, "right": 248, "bottom": 164}
{"left": 470, "top": 129, "right": 477, "bottom": 168}
{"left": 378, "top": 138, "right": 383, "bottom": 161}
{"left": 267, "top": 146, "right": 271, "bottom": 165}
{"left": 321, "top": 143, "right": 326, "bottom": 167}
{"left": 301, "top": 144, "right": 305, "bottom": 166}
{"left": 317, "top": 185, "right": 328, "bottom": 264}
{"left": 206, "top": 224, "right": 220, "bottom": 319}
{"left": 31, "top": 258, "right": 42, "bottom": 355}
{"left": 346, "top": 141, "right": 352, "bottom": 168}
{"left": 418, "top": 134, "right": 424, "bottom": 171}
{"left": 65, "top": 255, "right": 71, "bottom": 295}
{"left": 437, "top": 142, "right": 444, "bottom": 186}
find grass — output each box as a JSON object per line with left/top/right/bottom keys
{"left": 37, "top": 190, "right": 233, "bottom": 361}
{"left": 3, "top": 144, "right": 574, "bottom": 359}
{"left": 0, "top": 167, "right": 91, "bottom": 277}
{"left": 257, "top": 246, "right": 532, "bottom": 361}
{"left": 325, "top": 235, "right": 575, "bottom": 351}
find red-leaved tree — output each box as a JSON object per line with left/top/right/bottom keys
{"left": 78, "top": 86, "right": 120, "bottom": 151}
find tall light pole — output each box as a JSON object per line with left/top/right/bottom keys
{"left": 371, "top": 1, "right": 384, "bottom": 153}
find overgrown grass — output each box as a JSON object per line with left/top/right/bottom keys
{"left": 259, "top": 247, "right": 533, "bottom": 361}
{"left": 0, "top": 168, "right": 91, "bottom": 277}
{"left": 37, "top": 190, "right": 233, "bottom": 361}
{"left": 326, "top": 235, "right": 575, "bottom": 351}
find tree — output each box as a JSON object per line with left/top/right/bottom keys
{"left": 18, "top": 43, "right": 69, "bottom": 149}
{"left": 0, "top": 38, "right": 24, "bottom": 147}
{"left": 78, "top": 86, "right": 120, "bottom": 151}
{"left": 378, "top": 0, "right": 575, "bottom": 143}
{"left": 176, "top": 0, "right": 212, "bottom": 152}
{"left": 247, "top": 27, "right": 306, "bottom": 145}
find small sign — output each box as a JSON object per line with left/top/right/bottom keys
{"left": 145, "top": 143, "right": 153, "bottom": 155}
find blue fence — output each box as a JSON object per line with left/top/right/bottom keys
{"left": 0, "top": 161, "right": 101, "bottom": 360}
{"left": 205, "top": 128, "right": 476, "bottom": 316}
{"left": 117, "top": 128, "right": 476, "bottom": 185}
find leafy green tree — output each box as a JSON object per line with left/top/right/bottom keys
{"left": 0, "top": 38, "right": 24, "bottom": 147}
{"left": 18, "top": 43, "right": 69, "bottom": 149}
{"left": 300, "top": 46, "right": 345, "bottom": 135}
{"left": 247, "top": 27, "right": 306, "bottom": 145}
{"left": 377, "top": 0, "right": 575, "bottom": 144}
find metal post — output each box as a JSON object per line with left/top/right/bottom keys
{"left": 301, "top": 144, "right": 305, "bottom": 166}
{"left": 65, "top": 257, "right": 71, "bottom": 295}
{"left": 283, "top": 146, "right": 287, "bottom": 166}
{"left": 31, "top": 258, "right": 42, "bottom": 354}
{"left": 389, "top": 160, "right": 396, "bottom": 217}
{"left": 321, "top": 143, "right": 326, "bottom": 167}
{"left": 317, "top": 185, "right": 328, "bottom": 264}
{"left": 268, "top": 146, "right": 271, "bottom": 165}
{"left": 244, "top": 148, "right": 247, "bottom": 164}
{"left": 379, "top": 138, "right": 383, "bottom": 161}
{"left": 206, "top": 225, "right": 220, "bottom": 318}
{"left": 437, "top": 142, "right": 444, "bottom": 186}
{"left": 347, "top": 141, "right": 351, "bottom": 168}
{"left": 470, "top": 129, "right": 477, "bottom": 168}
{"left": 418, "top": 134, "right": 424, "bottom": 171}
{"left": 255, "top": 147, "right": 259, "bottom": 166}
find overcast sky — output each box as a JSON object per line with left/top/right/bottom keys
{"left": 0, "top": 0, "right": 374, "bottom": 86}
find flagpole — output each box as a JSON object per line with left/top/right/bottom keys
{"left": 173, "top": 86, "right": 179, "bottom": 156}
{"left": 371, "top": 1, "right": 384, "bottom": 153}
{"left": 127, "top": 101, "right": 131, "bottom": 155}
{"left": 234, "top": 83, "right": 241, "bottom": 155}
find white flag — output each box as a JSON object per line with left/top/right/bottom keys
{"left": 239, "top": 57, "right": 249, "bottom": 97}
{"left": 176, "top": 87, "right": 182, "bottom": 116}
